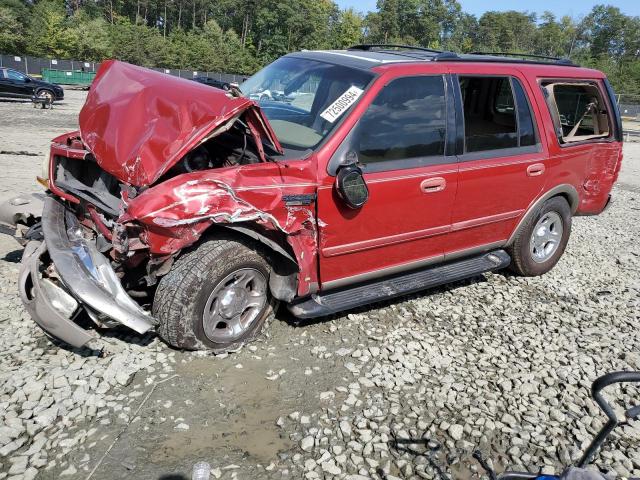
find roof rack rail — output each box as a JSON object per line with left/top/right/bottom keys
{"left": 348, "top": 44, "right": 445, "bottom": 54}
{"left": 469, "top": 51, "right": 576, "bottom": 66}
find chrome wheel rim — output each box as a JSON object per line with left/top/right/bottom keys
{"left": 530, "top": 212, "right": 563, "bottom": 263}
{"left": 37, "top": 91, "right": 53, "bottom": 101}
{"left": 202, "top": 268, "right": 267, "bottom": 343}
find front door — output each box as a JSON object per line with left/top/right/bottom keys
{"left": 4, "top": 69, "right": 32, "bottom": 97}
{"left": 317, "top": 73, "right": 459, "bottom": 288}
{"left": 446, "top": 69, "right": 547, "bottom": 254}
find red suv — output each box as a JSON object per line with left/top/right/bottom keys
{"left": 11, "top": 45, "right": 623, "bottom": 352}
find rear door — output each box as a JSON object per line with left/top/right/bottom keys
{"left": 317, "top": 72, "right": 459, "bottom": 288}
{"left": 446, "top": 68, "right": 546, "bottom": 255}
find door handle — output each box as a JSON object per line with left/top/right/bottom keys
{"left": 420, "top": 177, "right": 446, "bottom": 193}
{"left": 527, "top": 163, "right": 545, "bottom": 177}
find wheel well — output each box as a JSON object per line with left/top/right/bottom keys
{"left": 199, "top": 223, "right": 299, "bottom": 302}
{"left": 553, "top": 192, "right": 577, "bottom": 213}
{"left": 506, "top": 185, "right": 579, "bottom": 246}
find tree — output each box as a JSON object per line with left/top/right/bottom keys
{"left": 535, "top": 12, "right": 577, "bottom": 58}
{"left": 67, "top": 13, "right": 113, "bottom": 61}
{"left": 0, "top": 0, "right": 637, "bottom": 94}
{"left": 331, "top": 8, "right": 363, "bottom": 48}
{"left": 476, "top": 10, "right": 537, "bottom": 53}
{"left": 0, "top": 6, "right": 23, "bottom": 54}
{"left": 26, "top": 0, "right": 76, "bottom": 57}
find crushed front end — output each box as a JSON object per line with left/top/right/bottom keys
{"left": 12, "top": 60, "right": 318, "bottom": 349}
{"left": 17, "top": 133, "right": 158, "bottom": 348}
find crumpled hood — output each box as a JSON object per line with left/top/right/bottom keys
{"left": 79, "top": 60, "right": 281, "bottom": 187}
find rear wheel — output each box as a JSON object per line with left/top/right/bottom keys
{"left": 508, "top": 196, "right": 572, "bottom": 276}
{"left": 153, "top": 236, "right": 276, "bottom": 352}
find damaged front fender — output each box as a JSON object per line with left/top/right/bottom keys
{"left": 122, "top": 163, "right": 320, "bottom": 296}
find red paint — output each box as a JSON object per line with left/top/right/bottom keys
{"left": 48, "top": 59, "right": 621, "bottom": 299}
{"left": 78, "top": 60, "right": 281, "bottom": 187}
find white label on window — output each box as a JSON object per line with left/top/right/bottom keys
{"left": 320, "top": 86, "right": 364, "bottom": 123}
{"left": 14, "top": 56, "right": 21, "bottom": 61}
{"left": 51, "top": 59, "right": 57, "bottom": 65}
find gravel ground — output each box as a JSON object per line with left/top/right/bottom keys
{"left": 0, "top": 91, "right": 639, "bottom": 480}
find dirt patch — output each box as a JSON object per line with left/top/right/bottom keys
{"left": 153, "top": 358, "right": 292, "bottom": 465}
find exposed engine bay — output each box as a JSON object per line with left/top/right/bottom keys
{"left": 164, "top": 120, "right": 262, "bottom": 178}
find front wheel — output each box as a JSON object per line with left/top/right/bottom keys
{"left": 36, "top": 89, "right": 54, "bottom": 102}
{"left": 153, "top": 236, "right": 277, "bottom": 352}
{"left": 508, "top": 196, "right": 572, "bottom": 276}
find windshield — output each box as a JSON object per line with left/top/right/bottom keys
{"left": 240, "top": 56, "right": 373, "bottom": 150}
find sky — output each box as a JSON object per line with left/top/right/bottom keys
{"left": 335, "top": 0, "right": 640, "bottom": 19}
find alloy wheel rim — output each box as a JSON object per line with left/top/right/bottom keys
{"left": 529, "top": 211, "right": 563, "bottom": 263}
{"left": 202, "top": 268, "right": 267, "bottom": 343}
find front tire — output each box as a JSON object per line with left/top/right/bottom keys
{"left": 36, "top": 89, "right": 54, "bottom": 102}
{"left": 153, "top": 236, "right": 276, "bottom": 352}
{"left": 508, "top": 196, "right": 572, "bottom": 276}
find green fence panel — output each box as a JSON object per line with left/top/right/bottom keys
{"left": 41, "top": 69, "right": 96, "bottom": 85}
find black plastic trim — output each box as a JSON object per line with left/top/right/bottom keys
{"left": 604, "top": 78, "right": 623, "bottom": 142}
{"left": 288, "top": 249, "right": 511, "bottom": 318}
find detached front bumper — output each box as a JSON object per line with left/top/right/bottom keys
{"left": 0, "top": 193, "right": 45, "bottom": 244}
{"left": 19, "top": 196, "right": 156, "bottom": 348}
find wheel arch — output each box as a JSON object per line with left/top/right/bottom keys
{"left": 506, "top": 184, "right": 579, "bottom": 246}
{"left": 202, "top": 222, "right": 300, "bottom": 302}
{"left": 35, "top": 87, "right": 54, "bottom": 96}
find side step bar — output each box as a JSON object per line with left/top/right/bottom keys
{"left": 288, "top": 250, "right": 511, "bottom": 318}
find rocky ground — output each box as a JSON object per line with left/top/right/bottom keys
{"left": 0, "top": 92, "right": 639, "bottom": 480}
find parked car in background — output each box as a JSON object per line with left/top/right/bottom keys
{"left": 5, "top": 46, "right": 623, "bottom": 353}
{"left": 0, "top": 68, "right": 64, "bottom": 101}
{"left": 192, "top": 76, "right": 232, "bottom": 91}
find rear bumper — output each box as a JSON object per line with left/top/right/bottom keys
{"left": 18, "top": 196, "right": 156, "bottom": 347}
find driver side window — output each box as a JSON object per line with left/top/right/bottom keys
{"left": 7, "top": 69, "right": 27, "bottom": 81}
{"left": 355, "top": 75, "right": 447, "bottom": 171}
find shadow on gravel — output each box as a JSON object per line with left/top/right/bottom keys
{"left": 2, "top": 249, "right": 23, "bottom": 263}
{"left": 0, "top": 98, "right": 68, "bottom": 107}
{"left": 42, "top": 317, "right": 157, "bottom": 357}
{"left": 158, "top": 475, "right": 188, "bottom": 480}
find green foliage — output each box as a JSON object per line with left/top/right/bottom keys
{"left": 1, "top": 0, "right": 638, "bottom": 92}
{"left": 331, "top": 8, "right": 364, "bottom": 48}
{"left": 26, "top": 0, "right": 76, "bottom": 57}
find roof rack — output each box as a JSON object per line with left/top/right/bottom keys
{"left": 468, "top": 51, "right": 576, "bottom": 66}
{"left": 348, "top": 44, "right": 445, "bottom": 54}
{"left": 345, "top": 44, "right": 579, "bottom": 67}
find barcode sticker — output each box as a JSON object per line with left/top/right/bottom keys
{"left": 320, "top": 86, "right": 364, "bottom": 123}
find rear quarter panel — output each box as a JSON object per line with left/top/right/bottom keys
{"left": 519, "top": 67, "right": 622, "bottom": 216}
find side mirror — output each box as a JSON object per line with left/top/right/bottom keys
{"left": 335, "top": 159, "right": 368, "bottom": 209}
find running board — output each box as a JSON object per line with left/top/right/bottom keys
{"left": 288, "top": 249, "right": 511, "bottom": 318}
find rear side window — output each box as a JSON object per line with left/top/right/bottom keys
{"left": 458, "top": 76, "right": 538, "bottom": 154}
{"left": 542, "top": 81, "right": 611, "bottom": 143}
{"left": 356, "top": 75, "right": 447, "bottom": 165}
